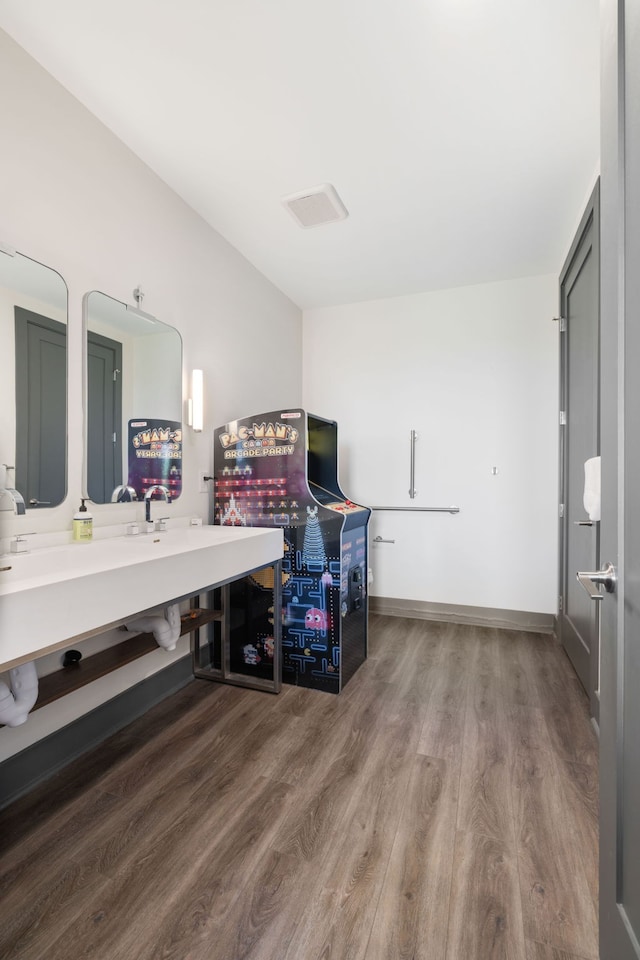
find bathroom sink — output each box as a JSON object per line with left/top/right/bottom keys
{"left": 0, "top": 538, "right": 127, "bottom": 586}
{"left": 0, "top": 525, "right": 283, "bottom": 671}
{"left": 119, "top": 527, "right": 241, "bottom": 548}
{"left": 1, "top": 529, "right": 243, "bottom": 587}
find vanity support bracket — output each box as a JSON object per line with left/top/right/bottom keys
{"left": 191, "top": 559, "right": 282, "bottom": 694}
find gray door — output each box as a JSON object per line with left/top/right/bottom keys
{"left": 14, "top": 307, "right": 66, "bottom": 508}
{"left": 558, "top": 184, "right": 600, "bottom": 719}
{"left": 598, "top": 0, "right": 640, "bottom": 955}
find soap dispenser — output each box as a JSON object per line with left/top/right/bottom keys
{"left": 73, "top": 499, "right": 93, "bottom": 543}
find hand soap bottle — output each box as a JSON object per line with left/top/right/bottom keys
{"left": 73, "top": 499, "right": 93, "bottom": 542}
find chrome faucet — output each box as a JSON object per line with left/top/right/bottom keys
{"left": 111, "top": 484, "right": 138, "bottom": 503}
{"left": 1, "top": 465, "right": 26, "bottom": 515}
{"left": 144, "top": 484, "right": 171, "bottom": 525}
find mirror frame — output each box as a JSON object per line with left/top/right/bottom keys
{"left": 0, "top": 241, "right": 69, "bottom": 512}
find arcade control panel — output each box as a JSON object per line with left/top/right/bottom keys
{"left": 323, "top": 498, "right": 365, "bottom": 514}
{"left": 310, "top": 484, "right": 367, "bottom": 515}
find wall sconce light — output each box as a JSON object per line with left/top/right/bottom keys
{"left": 187, "top": 369, "right": 204, "bottom": 432}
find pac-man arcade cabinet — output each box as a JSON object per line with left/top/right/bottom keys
{"left": 213, "top": 409, "right": 370, "bottom": 693}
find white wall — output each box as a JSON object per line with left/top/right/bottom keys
{"left": 0, "top": 32, "right": 301, "bottom": 760}
{"left": 303, "top": 275, "right": 559, "bottom": 614}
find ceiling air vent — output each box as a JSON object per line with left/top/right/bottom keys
{"left": 281, "top": 183, "right": 349, "bottom": 228}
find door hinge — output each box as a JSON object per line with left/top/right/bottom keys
{"left": 112, "top": 432, "right": 117, "bottom": 443}
{"left": 552, "top": 316, "right": 567, "bottom": 331}
{"left": 559, "top": 594, "right": 564, "bottom": 612}
{"left": 560, "top": 411, "right": 567, "bottom": 425}
{"left": 559, "top": 503, "right": 565, "bottom": 518}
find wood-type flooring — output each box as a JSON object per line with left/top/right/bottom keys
{"left": 0, "top": 616, "right": 599, "bottom": 960}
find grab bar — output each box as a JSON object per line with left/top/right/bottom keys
{"left": 409, "top": 429, "right": 418, "bottom": 499}
{"left": 371, "top": 506, "right": 460, "bottom": 514}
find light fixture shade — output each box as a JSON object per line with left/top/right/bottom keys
{"left": 191, "top": 369, "right": 204, "bottom": 432}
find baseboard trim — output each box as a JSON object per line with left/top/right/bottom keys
{"left": 369, "top": 596, "right": 555, "bottom": 633}
{"left": 0, "top": 655, "right": 194, "bottom": 811}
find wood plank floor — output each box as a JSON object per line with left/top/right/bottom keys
{"left": 0, "top": 616, "right": 599, "bottom": 960}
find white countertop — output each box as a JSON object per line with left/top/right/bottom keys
{"left": 0, "top": 524, "right": 283, "bottom": 671}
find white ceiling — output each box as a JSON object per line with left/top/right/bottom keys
{"left": 0, "top": 0, "right": 600, "bottom": 310}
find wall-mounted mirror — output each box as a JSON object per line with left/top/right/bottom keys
{"left": 0, "top": 245, "right": 68, "bottom": 511}
{"left": 84, "top": 291, "right": 183, "bottom": 504}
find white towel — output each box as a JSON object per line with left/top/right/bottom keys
{"left": 583, "top": 456, "right": 601, "bottom": 522}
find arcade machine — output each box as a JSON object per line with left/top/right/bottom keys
{"left": 212, "top": 408, "right": 370, "bottom": 694}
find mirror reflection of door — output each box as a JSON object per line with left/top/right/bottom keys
{"left": 14, "top": 306, "right": 67, "bottom": 508}
{"left": 87, "top": 331, "right": 123, "bottom": 503}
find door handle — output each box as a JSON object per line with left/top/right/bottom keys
{"left": 574, "top": 520, "right": 593, "bottom": 526}
{"left": 576, "top": 562, "right": 617, "bottom": 600}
